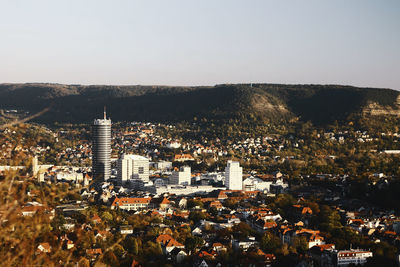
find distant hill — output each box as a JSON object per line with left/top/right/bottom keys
{"left": 0, "top": 83, "right": 399, "bottom": 125}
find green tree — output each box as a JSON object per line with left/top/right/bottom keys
{"left": 78, "top": 257, "right": 90, "bottom": 267}
{"left": 113, "top": 244, "right": 125, "bottom": 258}
{"left": 143, "top": 241, "right": 163, "bottom": 258}
{"left": 102, "top": 250, "right": 119, "bottom": 266}
{"left": 291, "top": 236, "right": 308, "bottom": 254}
{"left": 185, "top": 236, "right": 204, "bottom": 253}
{"left": 224, "top": 198, "right": 238, "bottom": 209}
{"left": 232, "top": 222, "right": 254, "bottom": 240}
{"left": 208, "top": 207, "right": 218, "bottom": 216}
{"left": 187, "top": 199, "right": 204, "bottom": 209}
{"left": 101, "top": 211, "right": 113, "bottom": 222}
{"left": 123, "top": 237, "right": 140, "bottom": 255}
{"left": 260, "top": 232, "right": 282, "bottom": 253}
{"left": 189, "top": 211, "right": 207, "bottom": 224}
{"left": 317, "top": 205, "right": 342, "bottom": 232}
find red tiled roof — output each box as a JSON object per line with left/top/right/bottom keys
{"left": 160, "top": 198, "right": 170, "bottom": 205}
{"left": 384, "top": 231, "right": 397, "bottom": 236}
{"left": 111, "top": 197, "right": 152, "bottom": 206}
{"left": 198, "top": 250, "right": 214, "bottom": 258}
{"left": 22, "top": 205, "right": 44, "bottom": 213}
{"left": 301, "top": 207, "right": 313, "bottom": 215}
{"left": 131, "top": 259, "right": 141, "bottom": 267}
{"left": 212, "top": 242, "right": 224, "bottom": 248}
{"left": 38, "top": 242, "right": 51, "bottom": 252}
{"left": 174, "top": 154, "right": 194, "bottom": 160}
{"left": 156, "top": 234, "right": 174, "bottom": 245}
{"left": 209, "top": 201, "right": 222, "bottom": 208}
{"left": 92, "top": 214, "right": 102, "bottom": 222}
{"left": 86, "top": 248, "right": 102, "bottom": 255}
{"left": 166, "top": 239, "right": 183, "bottom": 247}
{"left": 312, "top": 244, "right": 335, "bottom": 251}
{"left": 156, "top": 234, "right": 183, "bottom": 247}
{"left": 263, "top": 221, "right": 277, "bottom": 229}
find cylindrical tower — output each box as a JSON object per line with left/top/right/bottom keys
{"left": 92, "top": 112, "right": 111, "bottom": 181}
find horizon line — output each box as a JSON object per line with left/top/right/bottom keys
{"left": 0, "top": 81, "right": 396, "bottom": 91}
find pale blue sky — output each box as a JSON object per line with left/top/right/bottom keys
{"left": 0, "top": 0, "right": 399, "bottom": 89}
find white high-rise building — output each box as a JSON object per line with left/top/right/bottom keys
{"left": 169, "top": 166, "right": 191, "bottom": 185}
{"left": 32, "top": 156, "right": 39, "bottom": 176}
{"left": 225, "top": 160, "right": 243, "bottom": 190}
{"left": 118, "top": 154, "right": 149, "bottom": 184}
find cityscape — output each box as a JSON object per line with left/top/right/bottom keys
{"left": 2, "top": 106, "right": 400, "bottom": 266}
{"left": 1, "top": 1, "right": 400, "bottom": 267}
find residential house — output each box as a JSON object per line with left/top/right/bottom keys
{"left": 170, "top": 247, "right": 187, "bottom": 263}
{"left": 156, "top": 234, "right": 185, "bottom": 254}
{"left": 282, "top": 228, "right": 325, "bottom": 249}
{"left": 37, "top": 242, "right": 51, "bottom": 254}
{"left": 174, "top": 154, "right": 195, "bottom": 162}
{"left": 91, "top": 214, "right": 102, "bottom": 224}
{"left": 120, "top": 225, "right": 134, "bottom": 235}
{"left": 335, "top": 249, "right": 373, "bottom": 266}
{"left": 232, "top": 237, "right": 258, "bottom": 251}
{"left": 86, "top": 248, "right": 103, "bottom": 260}
{"left": 111, "top": 197, "right": 152, "bottom": 211}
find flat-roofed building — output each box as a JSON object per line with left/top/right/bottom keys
{"left": 118, "top": 154, "right": 149, "bottom": 184}
{"left": 169, "top": 166, "right": 191, "bottom": 185}
{"left": 153, "top": 161, "right": 172, "bottom": 171}
{"left": 225, "top": 161, "right": 243, "bottom": 190}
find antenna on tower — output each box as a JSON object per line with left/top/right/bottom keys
{"left": 104, "top": 106, "right": 107, "bottom": 120}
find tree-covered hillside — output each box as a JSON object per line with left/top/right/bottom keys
{"left": 0, "top": 83, "right": 398, "bottom": 126}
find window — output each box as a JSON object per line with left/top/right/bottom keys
{"left": 138, "top": 167, "right": 144, "bottom": 174}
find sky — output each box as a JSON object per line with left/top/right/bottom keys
{"left": 0, "top": 0, "right": 399, "bottom": 89}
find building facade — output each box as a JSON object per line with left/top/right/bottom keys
{"left": 92, "top": 111, "right": 111, "bottom": 181}
{"left": 336, "top": 249, "right": 373, "bottom": 266}
{"left": 170, "top": 166, "right": 191, "bottom": 185}
{"left": 243, "top": 176, "right": 273, "bottom": 192}
{"left": 225, "top": 160, "right": 243, "bottom": 190}
{"left": 118, "top": 154, "right": 150, "bottom": 184}
{"left": 153, "top": 161, "right": 173, "bottom": 171}
{"left": 111, "top": 197, "right": 152, "bottom": 211}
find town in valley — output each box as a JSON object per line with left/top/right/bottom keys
{"left": 2, "top": 106, "right": 400, "bottom": 267}
{"left": 1, "top": 1, "right": 399, "bottom": 266}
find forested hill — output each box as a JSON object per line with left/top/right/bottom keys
{"left": 0, "top": 83, "right": 399, "bottom": 125}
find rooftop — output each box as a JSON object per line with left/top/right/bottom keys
{"left": 93, "top": 118, "right": 111, "bottom": 125}
{"left": 121, "top": 154, "right": 149, "bottom": 161}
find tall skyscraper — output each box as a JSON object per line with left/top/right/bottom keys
{"left": 92, "top": 109, "right": 111, "bottom": 181}
{"left": 225, "top": 160, "right": 243, "bottom": 190}
{"left": 118, "top": 154, "right": 150, "bottom": 184}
